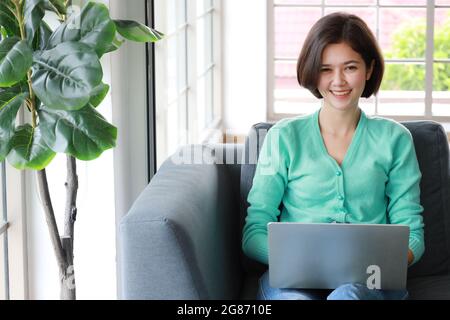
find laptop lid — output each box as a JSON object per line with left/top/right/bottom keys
{"left": 268, "top": 222, "right": 409, "bottom": 290}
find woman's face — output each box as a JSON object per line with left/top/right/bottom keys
{"left": 317, "top": 42, "right": 373, "bottom": 112}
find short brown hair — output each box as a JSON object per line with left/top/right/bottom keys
{"left": 297, "top": 12, "right": 384, "bottom": 99}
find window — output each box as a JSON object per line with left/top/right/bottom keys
{"left": 269, "top": 0, "right": 450, "bottom": 123}
{"left": 0, "top": 161, "right": 9, "bottom": 300}
{"left": 0, "top": 159, "right": 26, "bottom": 300}
{"left": 154, "top": 0, "right": 221, "bottom": 168}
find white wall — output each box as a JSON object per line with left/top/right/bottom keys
{"left": 109, "top": 0, "right": 149, "bottom": 299}
{"left": 222, "top": 0, "right": 268, "bottom": 136}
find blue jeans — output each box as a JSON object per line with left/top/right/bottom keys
{"left": 256, "top": 271, "right": 409, "bottom": 300}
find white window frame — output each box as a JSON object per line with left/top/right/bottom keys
{"left": 3, "top": 163, "right": 28, "bottom": 300}
{"left": 267, "top": 0, "right": 450, "bottom": 124}
{"left": 0, "top": 109, "right": 29, "bottom": 300}
{"left": 155, "top": 0, "right": 222, "bottom": 168}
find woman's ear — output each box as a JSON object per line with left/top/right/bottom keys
{"left": 366, "top": 60, "right": 375, "bottom": 81}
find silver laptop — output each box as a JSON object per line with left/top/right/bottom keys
{"left": 268, "top": 222, "right": 410, "bottom": 290}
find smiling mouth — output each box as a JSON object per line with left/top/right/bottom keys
{"left": 330, "top": 90, "right": 352, "bottom": 96}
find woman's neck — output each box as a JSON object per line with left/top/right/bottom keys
{"left": 318, "top": 106, "right": 361, "bottom": 137}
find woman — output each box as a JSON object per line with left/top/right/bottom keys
{"left": 242, "top": 12, "right": 425, "bottom": 300}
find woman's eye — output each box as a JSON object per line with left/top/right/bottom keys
{"left": 320, "top": 68, "right": 331, "bottom": 72}
{"left": 346, "top": 66, "right": 357, "bottom": 71}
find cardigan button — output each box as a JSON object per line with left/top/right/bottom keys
{"left": 336, "top": 171, "right": 342, "bottom": 176}
{"left": 338, "top": 195, "right": 344, "bottom": 201}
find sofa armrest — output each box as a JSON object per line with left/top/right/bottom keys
{"left": 119, "top": 144, "right": 243, "bottom": 299}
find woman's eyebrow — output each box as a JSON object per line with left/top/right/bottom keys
{"left": 321, "top": 60, "right": 361, "bottom": 66}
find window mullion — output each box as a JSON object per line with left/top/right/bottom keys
{"left": 267, "top": 0, "right": 275, "bottom": 120}
{"left": 425, "top": 0, "right": 435, "bottom": 117}
{"left": 187, "top": 0, "right": 197, "bottom": 144}
{"left": 375, "top": 0, "right": 380, "bottom": 115}
{"left": 1, "top": 159, "right": 10, "bottom": 301}
{"left": 212, "top": 0, "right": 220, "bottom": 127}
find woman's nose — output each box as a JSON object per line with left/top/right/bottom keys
{"left": 332, "top": 70, "right": 346, "bottom": 86}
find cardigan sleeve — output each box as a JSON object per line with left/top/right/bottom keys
{"left": 242, "top": 124, "right": 291, "bottom": 265}
{"left": 386, "top": 128, "right": 425, "bottom": 265}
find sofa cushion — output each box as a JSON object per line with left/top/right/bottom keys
{"left": 407, "top": 275, "right": 450, "bottom": 299}
{"left": 240, "top": 123, "right": 274, "bottom": 274}
{"left": 402, "top": 122, "right": 450, "bottom": 278}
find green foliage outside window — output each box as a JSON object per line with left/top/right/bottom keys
{"left": 381, "top": 14, "right": 450, "bottom": 91}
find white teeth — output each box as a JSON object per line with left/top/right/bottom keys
{"left": 332, "top": 90, "right": 351, "bottom": 96}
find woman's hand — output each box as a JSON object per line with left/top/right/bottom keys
{"left": 408, "top": 249, "right": 414, "bottom": 266}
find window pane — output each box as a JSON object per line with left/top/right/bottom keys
{"left": 167, "top": 37, "right": 178, "bottom": 102}
{"left": 0, "top": 234, "right": 5, "bottom": 300}
{"left": 0, "top": 162, "right": 7, "bottom": 301}
{"left": 274, "top": 7, "right": 321, "bottom": 59}
{"left": 197, "top": 13, "right": 213, "bottom": 76}
{"left": 167, "top": 0, "right": 187, "bottom": 33}
{"left": 433, "top": 63, "right": 450, "bottom": 116}
{"left": 324, "top": 7, "right": 376, "bottom": 32}
{"left": 435, "top": 8, "right": 450, "bottom": 60}
{"left": 166, "top": 0, "right": 177, "bottom": 33}
{"left": 197, "top": 70, "right": 214, "bottom": 132}
{"left": 436, "top": 0, "right": 450, "bottom": 4}
{"left": 379, "top": 63, "right": 425, "bottom": 116}
{"left": 197, "top": 0, "right": 213, "bottom": 16}
{"left": 274, "top": 90, "right": 319, "bottom": 114}
{"left": 166, "top": 96, "right": 187, "bottom": 156}
{"left": 274, "top": 60, "right": 318, "bottom": 114}
{"left": 179, "top": 0, "right": 187, "bottom": 25}
{"left": 0, "top": 163, "right": 4, "bottom": 221}
{"left": 167, "top": 31, "right": 187, "bottom": 102}
{"left": 379, "top": 0, "right": 426, "bottom": 5}
{"left": 326, "top": 0, "right": 376, "bottom": 5}
{"left": 275, "top": 60, "right": 297, "bottom": 91}
{"left": 380, "top": 8, "right": 426, "bottom": 59}
{"left": 197, "top": 75, "right": 206, "bottom": 131}
{"left": 206, "top": 69, "right": 214, "bottom": 125}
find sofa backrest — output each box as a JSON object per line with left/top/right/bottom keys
{"left": 240, "top": 120, "right": 450, "bottom": 278}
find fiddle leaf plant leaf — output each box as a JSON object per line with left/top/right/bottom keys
{"left": 45, "top": 0, "right": 67, "bottom": 15}
{"left": 103, "top": 34, "right": 124, "bottom": 54}
{"left": 0, "top": 37, "right": 33, "bottom": 87}
{"left": 7, "top": 123, "right": 56, "bottom": 170}
{"left": 0, "top": 91, "right": 28, "bottom": 161}
{"left": 46, "top": 1, "right": 116, "bottom": 56}
{"left": 35, "top": 20, "right": 53, "bottom": 50}
{"left": 0, "top": 1, "right": 20, "bottom": 36}
{"left": 88, "top": 82, "right": 109, "bottom": 108}
{"left": 114, "top": 20, "right": 164, "bottom": 42}
{"left": 38, "top": 104, "right": 117, "bottom": 161}
{"left": 24, "top": 0, "right": 48, "bottom": 45}
{"left": 31, "top": 41, "right": 103, "bottom": 110}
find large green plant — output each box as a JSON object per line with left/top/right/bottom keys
{"left": 382, "top": 15, "right": 450, "bottom": 91}
{"left": 0, "top": 0, "right": 163, "bottom": 299}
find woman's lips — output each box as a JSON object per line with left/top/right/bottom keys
{"left": 330, "top": 89, "right": 352, "bottom": 98}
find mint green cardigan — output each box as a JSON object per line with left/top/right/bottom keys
{"left": 242, "top": 107, "right": 425, "bottom": 266}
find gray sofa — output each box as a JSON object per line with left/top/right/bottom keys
{"left": 119, "top": 121, "right": 450, "bottom": 299}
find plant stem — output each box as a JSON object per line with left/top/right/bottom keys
{"left": 13, "top": 0, "right": 25, "bottom": 41}
{"left": 36, "top": 170, "right": 67, "bottom": 274}
{"left": 13, "top": 0, "right": 37, "bottom": 127}
{"left": 57, "top": 4, "right": 77, "bottom": 299}
{"left": 64, "top": 155, "right": 77, "bottom": 256}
